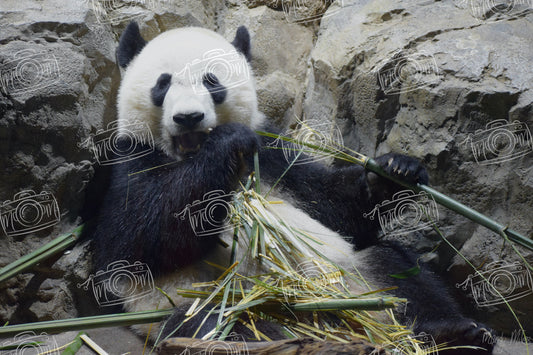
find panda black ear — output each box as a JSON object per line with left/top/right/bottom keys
{"left": 231, "top": 26, "right": 251, "bottom": 62}
{"left": 116, "top": 21, "right": 147, "bottom": 68}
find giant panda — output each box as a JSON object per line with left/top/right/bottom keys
{"left": 86, "top": 21, "right": 495, "bottom": 354}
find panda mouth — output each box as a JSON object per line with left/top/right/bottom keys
{"left": 173, "top": 130, "right": 210, "bottom": 154}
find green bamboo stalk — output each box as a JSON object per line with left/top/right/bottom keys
{"left": 256, "top": 131, "right": 533, "bottom": 252}
{"left": 0, "top": 310, "right": 173, "bottom": 337}
{"left": 288, "top": 297, "right": 400, "bottom": 312}
{"left": 0, "top": 225, "right": 84, "bottom": 284}
{"left": 364, "top": 159, "right": 533, "bottom": 252}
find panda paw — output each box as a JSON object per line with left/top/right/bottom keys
{"left": 419, "top": 319, "right": 495, "bottom": 354}
{"left": 374, "top": 152, "right": 429, "bottom": 185}
{"left": 207, "top": 123, "right": 259, "bottom": 155}
{"left": 200, "top": 123, "right": 259, "bottom": 171}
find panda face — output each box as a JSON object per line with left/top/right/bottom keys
{"left": 116, "top": 25, "right": 264, "bottom": 161}
{"left": 152, "top": 71, "right": 223, "bottom": 155}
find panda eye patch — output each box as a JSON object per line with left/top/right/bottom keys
{"left": 203, "top": 72, "right": 219, "bottom": 85}
{"left": 151, "top": 73, "right": 172, "bottom": 107}
{"left": 202, "top": 72, "right": 226, "bottom": 105}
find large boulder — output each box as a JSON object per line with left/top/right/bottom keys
{"left": 304, "top": 0, "right": 533, "bottom": 333}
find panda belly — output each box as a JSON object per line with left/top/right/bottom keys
{"left": 124, "top": 188, "right": 375, "bottom": 338}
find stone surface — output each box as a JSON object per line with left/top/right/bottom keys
{"left": 0, "top": 0, "right": 532, "bottom": 351}
{"left": 303, "top": 0, "right": 533, "bottom": 334}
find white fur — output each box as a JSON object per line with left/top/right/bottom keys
{"left": 124, "top": 190, "right": 387, "bottom": 340}
{"left": 117, "top": 27, "right": 264, "bottom": 160}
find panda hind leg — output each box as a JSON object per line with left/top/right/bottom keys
{"left": 159, "top": 307, "right": 287, "bottom": 341}
{"left": 353, "top": 242, "right": 495, "bottom": 354}
{"left": 419, "top": 318, "right": 496, "bottom": 355}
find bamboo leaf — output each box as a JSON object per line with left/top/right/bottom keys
{"left": 60, "top": 331, "right": 86, "bottom": 355}
{"left": 389, "top": 266, "right": 421, "bottom": 280}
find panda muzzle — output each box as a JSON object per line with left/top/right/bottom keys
{"left": 174, "top": 131, "right": 210, "bottom": 154}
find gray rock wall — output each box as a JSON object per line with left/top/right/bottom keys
{"left": 0, "top": 0, "right": 531, "bottom": 339}
{"left": 304, "top": 0, "right": 533, "bottom": 333}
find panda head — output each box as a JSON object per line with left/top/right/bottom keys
{"left": 116, "top": 22, "right": 263, "bottom": 160}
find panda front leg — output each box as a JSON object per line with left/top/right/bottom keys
{"left": 332, "top": 157, "right": 496, "bottom": 354}
{"left": 99, "top": 123, "right": 259, "bottom": 340}
{"left": 353, "top": 243, "right": 495, "bottom": 355}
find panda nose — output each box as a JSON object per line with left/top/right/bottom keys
{"left": 173, "top": 112, "right": 205, "bottom": 128}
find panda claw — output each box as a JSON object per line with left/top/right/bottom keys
{"left": 375, "top": 153, "right": 429, "bottom": 185}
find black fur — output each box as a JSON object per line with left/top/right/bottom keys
{"left": 117, "top": 22, "right": 147, "bottom": 68}
{"left": 151, "top": 73, "right": 172, "bottom": 107}
{"left": 90, "top": 123, "right": 258, "bottom": 275}
{"left": 257, "top": 124, "right": 388, "bottom": 249}
{"left": 202, "top": 73, "right": 227, "bottom": 104}
{"left": 231, "top": 26, "right": 251, "bottom": 62}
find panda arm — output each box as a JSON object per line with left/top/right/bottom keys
{"left": 90, "top": 123, "right": 258, "bottom": 275}
{"left": 257, "top": 125, "right": 428, "bottom": 248}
